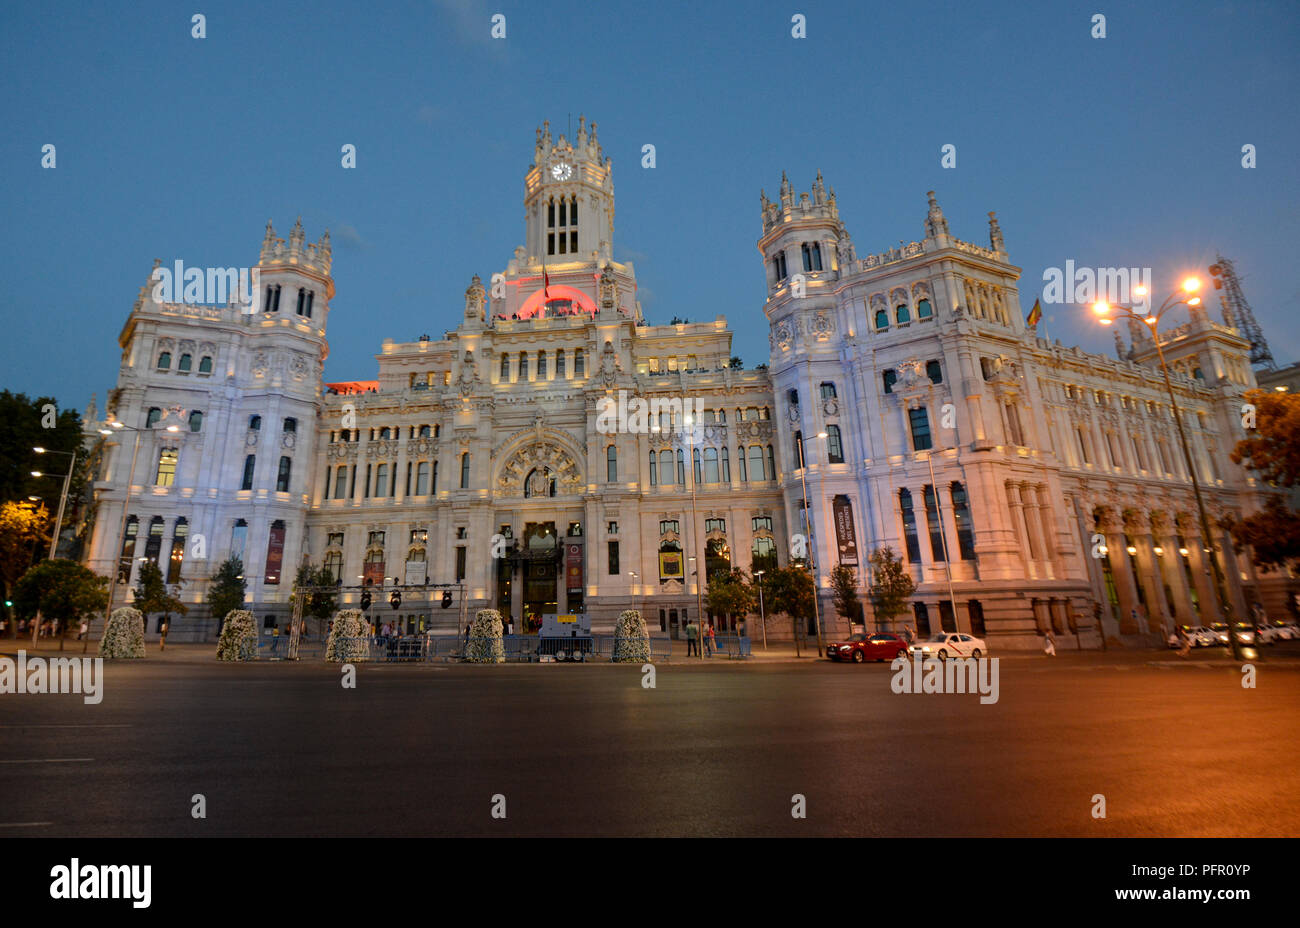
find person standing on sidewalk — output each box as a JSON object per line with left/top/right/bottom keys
{"left": 1175, "top": 625, "right": 1192, "bottom": 658}
{"left": 1043, "top": 631, "right": 1056, "bottom": 657}
{"left": 685, "top": 618, "right": 699, "bottom": 657}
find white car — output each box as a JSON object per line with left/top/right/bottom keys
{"left": 909, "top": 632, "right": 987, "bottom": 661}
{"left": 1167, "top": 625, "right": 1216, "bottom": 648}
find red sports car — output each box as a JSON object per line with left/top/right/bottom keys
{"left": 827, "top": 633, "right": 909, "bottom": 663}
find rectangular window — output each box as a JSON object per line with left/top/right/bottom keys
{"left": 455, "top": 546, "right": 466, "bottom": 582}
{"left": 908, "top": 407, "right": 932, "bottom": 451}
{"left": 155, "top": 449, "right": 178, "bottom": 486}
{"left": 416, "top": 462, "right": 430, "bottom": 495}
{"left": 923, "top": 485, "right": 947, "bottom": 562}
{"left": 826, "top": 425, "right": 844, "bottom": 464}
{"left": 608, "top": 541, "right": 620, "bottom": 576}
{"left": 752, "top": 516, "right": 772, "bottom": 533}
{"left": 460, "top": 453, "right": 470, "bottom": 489}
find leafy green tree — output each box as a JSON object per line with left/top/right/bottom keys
{"left": 705, "top": 567, "right": 756, "bottom": 631}
{"left": 207, "top": 557, "right": 246, "bottom": 637}
{"left": 867, "top": 546, "right": 915, "bottom": 632}
{"left": 830, "top": 564, "right": 863, "bottom": 633}
{"left": 1, "top": 500, "right": 50, "bottom": 631}
{"left": 13, "top": 559, "right": 108, "bottom": 640}
{"left": 763, "top": 565, "right": 814, "bottom": 657}
{"left": 133, "top": 561, "right": 187, "bottom": 633}
{"left": 294, "top": 563, "right": 339, "bottom": 636}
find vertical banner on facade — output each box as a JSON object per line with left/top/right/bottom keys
{"left": 566, "top": 542, "right": 583, "bottom": 596}
{"left": 833, "top": 495, "right": 859, "bottom": 566}
{"left": 659, "top": 550, "right": 683, "bottom": 579}
{"left": 264, "top": 522, "right": 285, "bottom": 584}
{"left": 364, "top": 561, "right": 386, "bottom": 586}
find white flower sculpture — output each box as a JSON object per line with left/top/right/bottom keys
{"left": 325, "top": 608, "right": 371, "bottom": 662}
{"left": 465, "top": 608, "right": 505, "bottom": 663}
{"left": 613, "top": 609, "right": 650, "bottom": 662}
{"left": 215, "top": 609, "right": 258, "bottom": 661}
{"left": 99, "top": 606, "right": 145, "bottom": 659}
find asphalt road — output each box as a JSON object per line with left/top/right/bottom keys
{"left": 2, "top": 650, "right": 1298, "bottom": 837}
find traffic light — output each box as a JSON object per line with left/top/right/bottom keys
{"left": 359, "top": 590, "right": 372, "bottom": 611}
{"left": 389, "top": 590, "right": 402, "bottom": 610}
{"left": 441, "top": 590, "right": 453, "bottom": 609}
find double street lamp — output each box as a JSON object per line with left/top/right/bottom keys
{"left": 794, "top": 431, "right": 827, "bottom": 657}
{"left": 1091, "top": 277, "right": 1243, "bottom": 660}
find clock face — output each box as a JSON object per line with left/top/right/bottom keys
{"left": 551, "top": 162, "right": 573, "bottom": 181}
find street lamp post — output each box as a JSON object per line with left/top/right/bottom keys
{"left": 795, "top": 432, "right": 827, "bottom": 657}
{"left": 32, "top": 446, "right": 77, "bottom": 559}
{"left": 754, "top": 569, "right": 768, "bottom": 650}
{"left": 1092, "top": 278, "right": 1243, "bottom": 660}
{"left": 88, "top": 421, "right": 143, "bottom": 654}
{"left": 684, "top": 414, "right": 705, "bottom": 656}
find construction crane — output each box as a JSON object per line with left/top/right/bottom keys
{"left": 1209, "top": 256, "right": 1274, "bottom": 369}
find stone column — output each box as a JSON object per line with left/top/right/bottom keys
{"left": 1100, "top": 507, "right": 1140, "bottom": 633}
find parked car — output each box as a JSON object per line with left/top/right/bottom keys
{"left": 1255, "top": 625, "right": 1282, "bottom": 645}
{"left": 1167, "top": 625, "right": 1216, "bottom": 648}
{"left": 1269, "top": 623, "right": 1299, "bottom": 641}
{"left": 828, "top": 632, "right": 909, "bottom": 663}
{"left": 1208, "top": 622, "right": 1256, "bottom": 647}
{"left": 909, "top": 632, "right": 987, "bottom": 661}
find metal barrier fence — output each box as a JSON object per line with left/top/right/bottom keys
{"left": 256, "top": 633, "right": 698, "bottom": 662}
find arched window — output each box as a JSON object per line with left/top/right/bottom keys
{"left": 249, "top": 415, "right": 262, "bottom": 431}
{"left": 951, "top": 482, "right": 976, "bottom": 560}
{"left": 882, "top": 370, "right": 897, "bottom": 394}
{"left": 283, "top": 417, "right": 297, "bottom": 433}
{"left": 335, "top": 465, "right": 347, "bottom": 497}
{"left": 537, "top": 350, "right": 548, "bottom": 378}
{"left": 188, "top": 410, "right": 203, "bottom": 432}
{"left": 819, "top": 382, "right": 837, "bottom": 401}
{"left": 704, "top": 447, "right": 720, "bottom": 483}
{"left": 926, "top": 360, "right": 943, "bottom": 384}
{"left": 379, "top": 427, "right": 391, "bottom": 440}
{"left": 917, "top": 298, "right": 933, "bottom": 320}
{"left": 374, "top": 463, "right": 388, "bottom": 497}
{"left": 896, "top": 303, "right": 911, "bottom": 324}
{"left": 826, "top": 424, "right": 843, "bottom": 463}
{"left": 241, "top": 454, "right": 256, "bottom": 490}
{"left": 908, "top": 407, "right": 932, "bottom": 451}
{"left": 323, "top": 551, "right": 343, "bottom": 581}
{"left": 721, "top": 446, "right": 730, "bottom": 482}
{"left": 157, "top": 352, "right": 171, "bottom": 370}
{"left": 500, "top": 353, "right": 510, "bottom": 380}
{"left": 793, "top": 430, "right": 805, "bottom": 467}
{"left": 276, "top": 456, "right": 292, "bottom": 492}
{"left": 752, "top": 536, "right": 777, "bottom": 573}
{"left": 748, "top": 446, "right": 763, "bottom": 482}
{"left": 606, "top": 445, "right": 618, "bottom": 482}
{"left": 146, "top": 407, "right": 162, "bottom": 428}
{"left": 556, "top": 349, "right": 566, "bottom": 377}
{"left": 676, "top": 449, "right": 686, "bottom": 485}
{"left": 899, "top": 489, "right": 921, "bottom": 562}
{"left": 178, "top": 353, "right": 192, "bottom": 372}
{"left": 656, "top": 450, "right": 672, "bottom": 486}
{"left": 198, "top": 355, "right": 213, "bottom": 374}
{"left": 765, "top": 445, "right": 776, "bottom": 480}
{"left": 574, "top": 349, "right": 584, "bottom": 377}
{"left": 737, "top": 446, "right": 748, "bottom": 481}
{"left": 523, "top": 467, "right": 556, "bottom": 498}
{"left": 518, "top": 352, "right": 528, "bottom": 379}
{"left": 875, "top": 308, "right": 889, "bottom": 330}
{"left": 692, "top": 448, "right": 702, "bottom": 484}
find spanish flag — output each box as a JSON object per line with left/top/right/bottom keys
{"left": 1026, "top": 298, "right": 1042, "bottom": 328}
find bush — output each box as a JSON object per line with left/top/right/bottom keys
{"left": 99, "top": 607, "right": 145, "bottom": 659}
{"left": 325, "top": 609, "right": 371, "bottom": 662}
{"left": 465, "top": 609, "right": 504, "bottom": 663}
{"left": 215, "top": 609, "right": 258, "bottom": 661}
{"left": 612, "top": 609, "right": 650, "bottom": 662}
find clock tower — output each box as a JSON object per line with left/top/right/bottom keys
{"left": 523, "top": 116, "right": 615, "bottom": 265}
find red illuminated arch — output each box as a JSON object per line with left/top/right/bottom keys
{"left": 516, "top": 285, "right": 597, "bottom": 320}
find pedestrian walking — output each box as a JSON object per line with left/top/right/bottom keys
{"left": 1175, "top": 625, "right": 1191, "bottom": 658}
{"left": 1043, "top": 631, "right": 1056, "bottom": 657}
{"left": 685, "top": 619, "right": 699, "bottom": 657}
{"left": 78, "top": 620, "right": 88, "bottom": 641}
{"left": 270, "top": 625, "right": 280, "bottom": 654}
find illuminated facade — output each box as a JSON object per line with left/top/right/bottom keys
{"left": 85, "top": 119, "right": 1290, "bottom": 645}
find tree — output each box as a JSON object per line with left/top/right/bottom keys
{"left": 206, "top": 557, "right": 246, "bottom": 638}
{"left": 762, "top": 565, "right": 814, "bottom": 657}
{"left": 728, "top": 356, "right": 744, "bottom": 369}
{"left": 294, "top": 563, "right": 338, "bottom": 636}
{"left": 867, "top": 546, "right": 915, "bottom": 632}
{"left": 830, "top": 564, "right": 863, "bottom": 633}
{"left": 1232, "top": 389, "right": 1300, "bottom": 488}
{"left": 1230, "top": 389, "right": 1300, "bottom": 572}
{"left": 0, "top": 390, "right": 84, "bottom": 504}
{"left": 0, "top": 500, "right": 50, "bottom": 631}
{"left": 705, "top": 567, "right": 756, "bottom": 630}
{"left": 13, "top": 558, "right": 108, "bottom": 641}
{"left": 133, "top": 561, "right": 187, "bottom": 634}
{"left": 1230, "top": 495, "right": 1300, "bottom": 572}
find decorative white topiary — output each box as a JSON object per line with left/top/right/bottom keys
{"left": 613, "top": 609, "right": 650, "bottom": 662}
{"left": 465, "top": 608, "right": 504, "bottom": 663}
{"left": 99, "top": 607, "right": 145, "bottom": 659}
{"left": 215, "top": 609, "right": 258, "bottom": 661}
{"left": 325, "top": 609, "right": 371, "bottom": 662}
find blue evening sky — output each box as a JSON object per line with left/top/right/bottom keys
{"left": 1, "top": 0, "right": 1297, "bottom": 411}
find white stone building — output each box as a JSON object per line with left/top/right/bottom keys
{"left": 83, "top": 118, "right": 1292, "bottom": 645}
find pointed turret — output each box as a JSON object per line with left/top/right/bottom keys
{"left": 988, "top": 211, "right": 1005, "bottom": 255}
{"left": 924, "top": 190, "right": 950, "bottom": 240}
